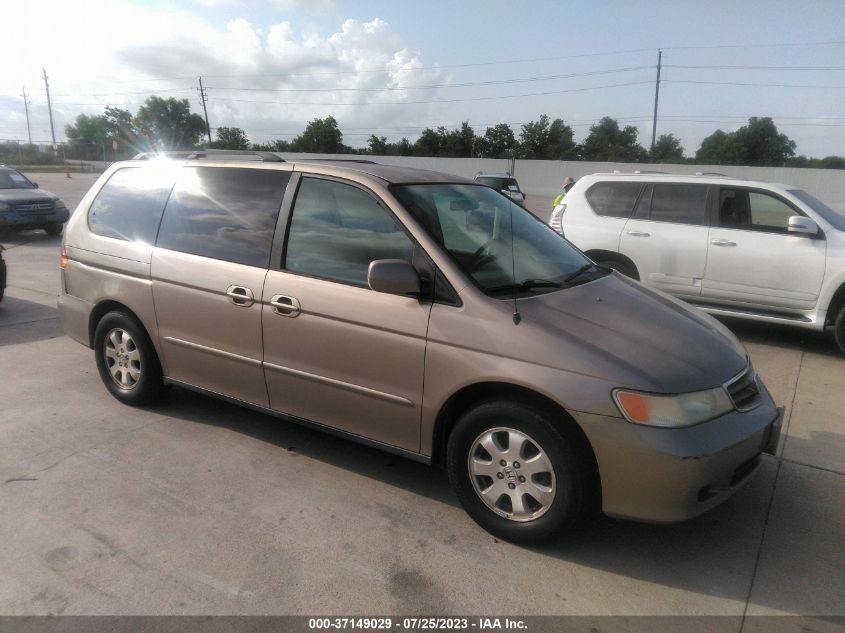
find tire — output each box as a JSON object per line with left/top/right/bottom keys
{"left": 44, "top": 224, "right": 63, "bottom": 236}
{"left": 446, "top": 400, "right": 589, "bottom": 543}
{"left": 834, "top": 306, "right": 845, "bottom": 355}
{"left": 94, "top": 311, "right": 164, "bottom": 406}
{"left": 597, "top": 257, "right": 638, "bottom": 280}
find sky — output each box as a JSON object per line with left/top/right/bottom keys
{"left": 2, "top": 0, "right": 845, "bottom": 157}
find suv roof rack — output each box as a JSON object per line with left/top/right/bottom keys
{"left": 132, "top": 149, "right": 285, "bottom": 162}
{"left": 695, "top": 171, "right": 730, "bottom": 176}
{"left": 296, "top": 158, "right": 378, "bottom": 164}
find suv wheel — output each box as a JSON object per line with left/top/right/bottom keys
{"left": 597, "top": 257, "right": 638, "bottom": 280}
{"left": 446, "top": 400, "right": 587, "bottom": 543}
{"left": 94, "top": 311, "right": 164, "bottom": 405}
{"left": 44, "top": 224, "right": 63, "bottom": 236}
{"left": 834, "top": 306, "right": 845, "bottom": 355}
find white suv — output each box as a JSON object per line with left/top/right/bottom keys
{"left": 550, "top": 172, "right": 845, "bottom": 353}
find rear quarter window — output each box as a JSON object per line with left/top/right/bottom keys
{"left": 585, "top": 182, "right": 643, "bottom": 218}
{"left": 88, "top": 167, "right": 176, "bottom": 243}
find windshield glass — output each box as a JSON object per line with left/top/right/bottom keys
{"left": 477, "top": 176, "right": 520, "bottom": 192}
{"left": 789, "top": 189, "right": 845, "bottom": 231}
{"left": 0, "top": 169, "right": 36, "bottom": 190}
{"left": 392, "top": 183, "right": 600, "bottom": 296}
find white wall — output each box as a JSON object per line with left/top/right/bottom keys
{"left": 275, "top": 152, "right": 845, "bottom": 211}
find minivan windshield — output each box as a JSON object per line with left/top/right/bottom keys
{"left": 392, "top": 183, "right": 604, "bottom": 296}
{"left": 0, "top": 169, "right": 36, "bottom": 189}
{"left": 789, "top": 189, "right": 845, "bottom": 231}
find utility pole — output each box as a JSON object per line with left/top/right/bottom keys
{"left": 42, "top": 68, "right": 56, "bottom": 146}
{"left": 197, "top": 77, "right": 212, "bottom": 145}
{"left": 21, "top": 87, "right": 32, "bottom": 144}
{"left": 650, "top": 49, "right": 662, "bottom": 153}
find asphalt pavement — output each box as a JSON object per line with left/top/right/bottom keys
{"left": 0, "top": 173, "right": 842, "bottom": 625}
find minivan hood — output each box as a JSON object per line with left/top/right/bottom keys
{"left": 0, "top": 188, "right": 56, "bottom": 203}
{"left": 516, "top": 274, "right": 748, "bottom": 394}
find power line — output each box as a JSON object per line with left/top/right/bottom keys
{"left": 210, "top": 80, "right": 653, "bottom": 107}
{"left": 665, "top": 64, "right": 845, "bottom": 71}
{"left": 664, "top": 79, "right": 845, "bottom": 89}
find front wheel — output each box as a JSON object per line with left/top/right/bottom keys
{"left": 446, "top": 400, "right": 588, "bottom": 543}
{"left": 44, "top": 224, "right": 63, "bottom": 236}
{"left": 94, "top": 311, "right": 164, "bottom": 406}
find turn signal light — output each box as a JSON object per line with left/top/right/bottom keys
{"left": 60, "top": 242, "right": 68, "bottom": 270}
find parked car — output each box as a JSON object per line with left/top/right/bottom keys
{"left": 474, "top": 172, "right": 526, "bottom": 203}
{"left": 551, "top": 172, "right": 845, "bottom": 354}
{"left": 0, "top": 167, "right": 70, "bottom": 235}
{"left": 58, "top": 153, "right": 781, "bottom": 543}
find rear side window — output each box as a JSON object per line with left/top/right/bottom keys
{"left": 157, "top": 167, "right": 290, "bottom": 268}
{"left": 88, "top": 167, "right": 175, "bottom": 243}
{"left": 637, "top": 183, "right": 708, "bottom": 225}
{"left": 285, "top": 177, "right": 414, "bottom": 286}
{"left": 585, "top": 182, "right": 642, "bottom": 218}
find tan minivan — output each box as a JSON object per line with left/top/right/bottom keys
{"left": 58, "top": 152, "right": 782, "bottom": 542}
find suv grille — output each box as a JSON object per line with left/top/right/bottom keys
{"left": 14, "top": 200, "right": 55, "bottom": 214}
{"left": 726, "top": 368, "right": 761, "bottom": 411}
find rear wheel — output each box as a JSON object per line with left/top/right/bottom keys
{"left": 446, "top": 400, "right": 588, "bottom": 543}
{"left": 834, "top": 306, "right": 845, "bottom": 355}
{"left": 94, "top": 311, "right": 164, "bottom": 405}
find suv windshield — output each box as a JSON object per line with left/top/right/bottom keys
{"left": 789, "top": 189, "right": 845, "bottom": 231}
{"left": 0, "top": 169, "right": 36, "bottom": 189}
{"left": 477, "top": 176, "right": 520, "bottom": 192}
{"left": 392, "top": 183, "right": 603, "bottom": 296}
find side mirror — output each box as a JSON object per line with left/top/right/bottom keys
{"left": 367, "top": 260, "right": 421, "bottom": 297}
{"left": 788, "top": 216, "right": 819, "bottom": 236}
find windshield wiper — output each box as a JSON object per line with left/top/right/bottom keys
{"left": 563, "top": 263, "right": 608, "bottom": 284}
{"left": 485, "top": 278, "right": 563, "bottom": 294}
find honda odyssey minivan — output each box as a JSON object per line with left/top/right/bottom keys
{"left": 58, "top": 152, "right": 782, "bottom": 542}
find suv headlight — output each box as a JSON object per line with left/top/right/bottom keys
{"left": 613, "top": 387, "right": 734, "bottom": 428}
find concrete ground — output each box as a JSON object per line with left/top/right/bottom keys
{"left": 0, "top": 174, "right": 843, "bottom": 623}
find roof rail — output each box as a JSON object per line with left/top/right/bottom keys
{"left": 695, "top": 171, "right": 730, "bottom": 176}
{"left": 633, "top": 170, "right": 667, "bottom": 174}
{"left": 132, "top": 149, "right": 285, "bottom": 162}
{"left": 296, "top": 158, "right": 378, "bottom": 164}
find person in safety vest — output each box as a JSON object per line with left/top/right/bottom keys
{"left": 552, "top": 176, "right": 575, "bottom": 207}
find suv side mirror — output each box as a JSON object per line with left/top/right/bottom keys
{"left": 788, "top": 216, "right": 819, "bottom": 236}
{"left": 367, "top": 260, "right": 421, "bottom": 297}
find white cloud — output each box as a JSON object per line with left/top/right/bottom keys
{"left": 0, "top": 1, "right": 444, "bottom": 147}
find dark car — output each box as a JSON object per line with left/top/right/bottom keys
{"left": 0, "top": 167, "right": 70, "bottom": 235}
{"left": 0, "top": 244, "right": 5, "bottom": 302}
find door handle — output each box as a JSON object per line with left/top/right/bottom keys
{"left": 226, "top": 285, "right": 254, "bottom": 307}
{"left": 627, "top": 230, "right": 651, "bottom": 237}
{"left": 711, "top": 238, "right": 737, "bottom": 247}
{"left": 269, "top": 294, "right": 301, "bottom": 317}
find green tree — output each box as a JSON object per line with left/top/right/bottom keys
{"left": 367, "top": 135, "right": 389, "bottom": 155}
{"left": 695, "top": 129, "right": 729, "bottom": 163}
{"left": 133, "top": 96, "right": 206, "bottom": 150}
{"left": 694, "top": 118, "right": 796, "bottom": 166}
{"left": 650, "top": 133, "right": 685, "bottom": 163}
{"left": 291, "top": 116, "right": 344, "bottom": 153}
{"left": 442, "top": 121, "right": 476, "bottom": 157}
{"left": 579, "top": 117, "right": 647, "bottom": 162}
{"left": 414, "top": 127, "right": 445, "bottom": 156}
{"left": 64, "top": 113, "right": 109, "bottom": 159}
{"left": 477, "top": 123, "right": 517, "bottom": 158}
{"left": 211, "top": 126, "right": 250, "bottom": 150}
{"left": 518, "top": 115, "right": 576, "bottom": 159}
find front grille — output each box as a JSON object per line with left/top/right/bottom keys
{"left": 726, "top": 368, "right": 761, "bottom": 411}
{"left": 13, "top": 200, "right": 55, "bottom": 213}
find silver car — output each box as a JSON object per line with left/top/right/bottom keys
{"left": 58, "top": 152, "right": 782, "bottom": 543}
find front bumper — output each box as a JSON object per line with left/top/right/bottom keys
{"left": 0, "top": 207, "right": 70, "bottom": 230}
{"left": 574, "top": 395, "right": 782, "bottom": 523}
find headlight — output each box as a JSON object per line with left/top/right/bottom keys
{"left": 613, "top": 387, "right": 734, "bottom": 428}
{"left": 0, "top": 202, "right": 10, "bottom": 212}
